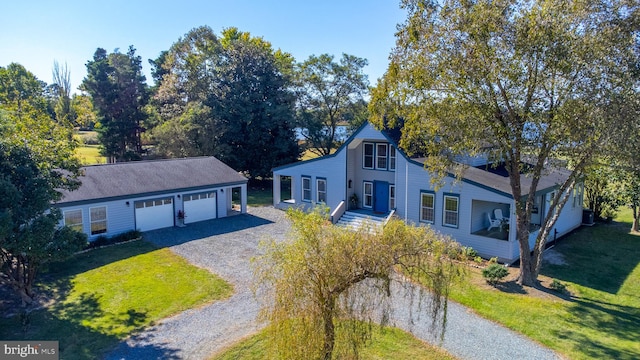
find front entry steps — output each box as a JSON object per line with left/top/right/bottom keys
{"left": 336, "top": 211, "right": 387, "bottom": 232}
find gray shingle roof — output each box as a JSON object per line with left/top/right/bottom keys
{"left": 57, "top": 157, "right": 247, "bottom": 205}
{"left": 410, "top": 157, "right": 571, "bottom": 198}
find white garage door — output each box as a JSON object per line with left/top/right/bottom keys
{"left": 135, "top": 197, "right": 174, "bottom": 231}
{"left": 183, "top": 191, "right": 217, "bottom": 224}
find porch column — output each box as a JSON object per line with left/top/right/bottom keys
{"left": 273, "top": 175, "right": 281, "bottom": 207}
{"left": 241, "top": 183, "right": 248, "bottom": 213}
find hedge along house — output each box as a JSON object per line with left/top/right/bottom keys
{"left": 273, "top": 122, "right": 584, "bottom": 263}
{"left": 55, "top": 157, "right": 248, "bottom": 240}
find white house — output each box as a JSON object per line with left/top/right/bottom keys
{"left": 273, "top": 122, "right": 584, "bottom": 263}
{"left": 55, "top": 157, "right": 248, "bottom": 240}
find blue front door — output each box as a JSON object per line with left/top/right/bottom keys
{"left": 373, "top": 181, "right": 389, "bottom": 213}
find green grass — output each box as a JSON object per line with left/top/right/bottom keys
{"left": 0, "top": 240, "right": 233, "bottom": 359}
{"left": 76, "top": 145, "right": 106, "bottom": 165}
{"left": 441, "top": 207, "right": 640, "bottom": 360}
{"left": 211, "top": 324, "right": 456, "bottom": 360}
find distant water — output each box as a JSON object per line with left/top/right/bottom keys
{"left": 295, "top": 125, "right": 349, "bottom": 141}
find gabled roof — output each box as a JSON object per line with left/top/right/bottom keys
{"left": 57, "top": 157, "right": 247, "bottom": 205}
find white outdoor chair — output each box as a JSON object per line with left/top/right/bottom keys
{"left": 494, "top": 208, "right": 509, "bottom": 222}
{"left": 487, "top": 213, "right": 501, "bottom": 231}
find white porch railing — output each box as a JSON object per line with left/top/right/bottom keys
{"left": 384, "top": 209, "right": 396, "bottom": 225}
{"left": 330, "top": 200, "right": 346, "bottom": 224}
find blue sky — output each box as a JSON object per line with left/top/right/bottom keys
{"left": 0, "top": 1, "right": 406, "bottom": 93}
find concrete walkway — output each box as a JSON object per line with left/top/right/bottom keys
{"left": 106, "top": 206, "right": 560, "bottom": 360}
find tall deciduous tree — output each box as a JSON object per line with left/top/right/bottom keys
{"left": 255, "top": 208, "right": 462, "bottom": 360}
{"left": 0, "top": 63, "right": 86, "bottom": 305}
{"left": 51, "top": 60, "right": 75, "bottom": 126}
{"left": 82, "top": 46, "right": 148, "bottom": 162}
{"left": 296, "top": 54, "right": 369, "bottom": 156}
{"left": 151, "top": 26, "right": 300, "bottom": 177}
{"left": 371, "top": 0, "right": 639, "bottom": 285}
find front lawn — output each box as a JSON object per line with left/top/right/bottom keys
{"left": 211, "top": 324, "right": 456, "bottom": 360}
{"left": 0, "top": 240, "right": 233, "bottom": 359}
{"left": 441, "top": 208, "right": 640, "bottom": 360}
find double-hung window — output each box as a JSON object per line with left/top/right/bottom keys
{"left": 90, "top": 206, "right": 107, "bottom": 235}
{"left": 376, "top": 144, "right": 388, "bottom": 169}
{"left": 443, "top": 195, "right": 459, "bottom": 228}
{"left": 302, "top": 176, "right": 312, "bottom": 202}
{"left": 363, "top": 143, "right": 374, "bottom": 169}
{"left": 317, "top": 178, "right": 327, "bottom": 203}
{"left": 363, "top": 182, "right": 373, "bottom": 208}
{"left": 64, "top": 209, "right": 83, "bottom": 232}
{"left": 389, "top": 146, "right": 396, "bottom": 171}
{"left": 420, "top": 192, "right": 435, "bottom": 223}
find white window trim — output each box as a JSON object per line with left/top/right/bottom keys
{"left": 363, "top": 142, "right": 374, "bottom": 169}
{"left": 389, "top": 184, "right": 396, "bottom": 210}
{"left": 389, "top": 146, "right": 396, "bottom": 171}
{"left": 317, "top": 178, "right": 327, "bottom": 204}
{"left": 302, "top": 176, "right": 312, "bottom": 202}
{"left": 442, "top": 194, "right": 459, "bottom": 228}
{"left": 376, "top": 143, "right": 388, "bottom": 170}
{"left": 363, "top": 181, "right": 373, "bottom": 208}
{"left": 420, "top": 192, "right": 435, "bottom": 224}
{"left": 90, "top": 206, "right": 108, "bottom": 235}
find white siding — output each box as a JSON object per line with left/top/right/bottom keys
{"left": 274, "top": 150, "right": 347, "bottom": 211}
{"left": 57, "top": 184, "right": 243, "bottom": 241}
{"left": 400, "top": 160, "right": 517, "bottom": 261}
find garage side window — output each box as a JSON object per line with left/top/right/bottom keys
{"left": 90, "top": 206, "right": 107, "bottom": 235}
{"left": 64, "top": 209, "right": 83, "bottom": 232}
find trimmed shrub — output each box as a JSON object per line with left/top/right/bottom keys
{"left": 85, "top": 230, "right": 142, "bottom": 250}
{"left": 463, "top": 246, "right": 478, "bottom": 259}
{"left": 550, "top": 279, "right": 567, "bottom": 293}
{"left": 482, "top": 263, "right": 509, "bottom": 285}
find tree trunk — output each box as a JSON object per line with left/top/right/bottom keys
{"left": 632, "top": 204, "right": 639, "bottom": 232}
{"left": 322, "top": 300, "right": 336, "bottom": 360}
{"left": 516, "top": 217, "right": 537, "bottom": 286}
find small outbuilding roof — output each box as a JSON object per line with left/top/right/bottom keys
{"left": 57, "top": 157, "right": 247, "bottom": 205}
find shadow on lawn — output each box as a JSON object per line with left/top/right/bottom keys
{"left": 552, "top": 297, "right": 640, "bottom": 359}
{"left": 0, "top": 291, "right": 181, "bottom": 360}
{"left": 541, "top": 221, "right": 640, "bottom": 295}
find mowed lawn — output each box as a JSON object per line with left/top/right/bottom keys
{"left": 76, "top": 144, "right": 106, "bottom": 165}
{"left": 0, "top": 240, "right": 233, "bottom": 360}
{"left": 441, "top": 208, "right": 640, "bottom": 360}
{"left": 212, "top": 324, "right": 457, "bottom": 360}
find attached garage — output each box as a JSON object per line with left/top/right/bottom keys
{"left": 135, "top": 197, "right": 174, "bottom": 231}
{"left": 183, "top": 191, "right": 217, "bottom": 224}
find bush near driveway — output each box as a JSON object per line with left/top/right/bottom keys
{"left": 0, "top": 240, "right": 233, "bottom": 360}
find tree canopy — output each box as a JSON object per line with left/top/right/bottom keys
{"left": 82, "top": 46, "right": 149, "bottom": 162}
{"left": 151, "top": 26, "right": 300, "bottom": 178}
{"left": 0, "top": 63, "right": 86, "bottom": 305}
{"left": 371, "top": 0, "right": 639, "bottom": 285}
{"left": 296, "top": 53, "right": 370, "bottom": 156}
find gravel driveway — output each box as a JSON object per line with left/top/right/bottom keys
{"left": 105, "top": 206, "right": 560, "bottom": 360}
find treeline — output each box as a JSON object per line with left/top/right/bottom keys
{"left": 79, "top": 26, "right": 369, "bottom": 178}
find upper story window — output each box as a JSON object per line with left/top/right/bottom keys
{"left": 363, "top": 143, "right": 374, "bottom": 169}
{"left": 389, "top": 146, "right": 396, "bottom": 170}
{"left": 376, "top": 144, "right": 388, "bottom": 170}
{"left": 302, "top": 176, "right": 312, "bottom": 202}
